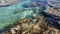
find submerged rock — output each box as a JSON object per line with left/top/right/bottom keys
{"left": 2, "top": 15, "right": 60, "bottom": 34}
{"left": 45, "top": 6, "right": 60, "bottom": 17}
{"left": 0, "top": 0, "right": 33, "bottom": 29}
{"left": 46, "top": 0, "right": 60, "bottom": 8}
{"left": 0, "top": 0, "right": 60, "bottom": 34}
{"left": 0, "top": 0, "right": 17, "bottom": 7}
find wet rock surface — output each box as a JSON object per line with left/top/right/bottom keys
{"left": 1, "top": 16, "right": 60, "bottom": 34}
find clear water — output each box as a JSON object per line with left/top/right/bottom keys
{"left": 0, "top": 0, "right": 60, "bottom": 34}
{"left": 0, "top": 0, "right": 33, "bottom": 29}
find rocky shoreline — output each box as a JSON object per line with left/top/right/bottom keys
{"left": 1, "top": 14, "right": 60, "bottom": 34}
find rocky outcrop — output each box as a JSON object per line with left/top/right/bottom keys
{"left": 2, "top": 16, "right": 60, "bottom": 34}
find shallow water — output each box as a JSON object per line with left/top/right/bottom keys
{"left": 0, "top": 0, "right": 60, "bottom": 34}
{"left": 0, "top": 0, "right": 33, "bottom": 29}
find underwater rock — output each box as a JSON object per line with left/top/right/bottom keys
{"left": 46, "top": 0, "right": 60, "bottom": 8}
{"left": 0, "top": 0, "right": 33, "bottom": 30}
{"left": 45, "top": 6, "right": 60, "bottom": 17}
{"left": 0, "top": 0, "right": 17, "bottom": 7}
{"left": 45, "top": 6, "right": 60, "bottom": 19}
{"left": 1, "top": 0, "right": 60, "bottom": 34}
{"left": 2, "top": 15, "right": 60, "bottom": 34}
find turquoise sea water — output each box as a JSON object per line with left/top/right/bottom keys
{"left": 0, "top": 0, "right": 33, "bottom": 29}
{"left": 0, "top": 0, "right": 60, "bottom": 33}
